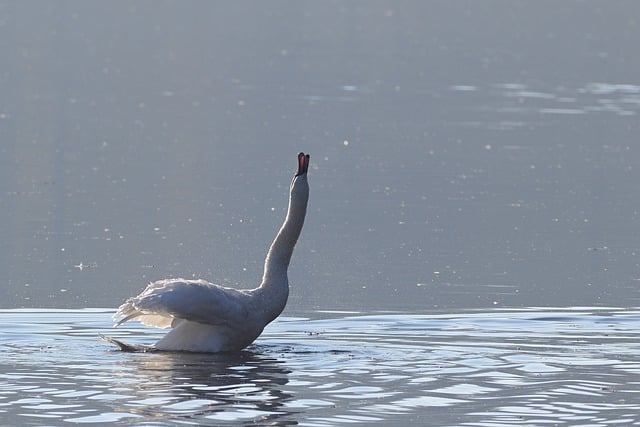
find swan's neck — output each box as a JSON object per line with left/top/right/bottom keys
{"left": 257, "top": 176, "right": 308, "bottom": 322}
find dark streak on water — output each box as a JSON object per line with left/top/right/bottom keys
{"left": 1, "top": 308, "right": 639, "bottom": 426}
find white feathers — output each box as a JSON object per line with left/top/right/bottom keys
{"left": 114, "top": 279, "right": 251, "bottom": 328}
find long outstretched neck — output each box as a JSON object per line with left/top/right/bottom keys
{"left": 260, "top": 153, "right": 309, "bottom": 292}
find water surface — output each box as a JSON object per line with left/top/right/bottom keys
{"left": 2, "top": 2, "right": 640, "bottom": 311}
{"left": 2, "top": 4, "right": 640, "bottom": 423}
{"left": 1, "top": 308, "right": 639, "bottom": 426}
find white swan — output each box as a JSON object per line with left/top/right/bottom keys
{"left": 101, "top": 152, "right": 310, "bottom": 352}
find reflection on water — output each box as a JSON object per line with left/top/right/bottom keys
{"left": 1, "top": 309, "right": 639, "bottom": 425}
{"left": 450, "top": 82, "right": 640, "bottom": 119}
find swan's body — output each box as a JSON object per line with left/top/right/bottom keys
{"left": 102, "top": 153, "right": 310, "bottom": 352}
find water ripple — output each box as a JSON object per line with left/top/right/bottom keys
{"left": 0, "top": 308, "right": 639, "bottom": 425}
{"left": 451, "top": 81, "right": 640, "bottom": 120}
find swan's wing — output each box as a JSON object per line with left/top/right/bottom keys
{"left": 115, "top": 279, "right": 250, "bottom": 328}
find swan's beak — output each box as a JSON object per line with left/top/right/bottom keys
{"left": 295, "top": 152, "right": 310, "bottom": 176}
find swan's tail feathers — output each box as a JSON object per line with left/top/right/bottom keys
{"left": 114, "top": 312, "right": 139, "bottom": 327}
{"left": 99, "top": 334, "right": 155, "bottom": 352}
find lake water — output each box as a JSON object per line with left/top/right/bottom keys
{"left": 2, "top": 308, "right": 639, "bottom": 426}
{"left": 3, "top": 1, "right": 640, "bottom": 311}
{"left": 2, "top": 1, "right": 640, "bottom": 425}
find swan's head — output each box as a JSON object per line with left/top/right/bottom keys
{"left": 295, "top": 152, "right": 310, "bottom": 177}
{"left": 290, "top": 152, "right": 310, "bottom": 200}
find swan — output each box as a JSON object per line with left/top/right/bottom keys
{"left": 101, "top": 152, "right": 310, "bottom": 352}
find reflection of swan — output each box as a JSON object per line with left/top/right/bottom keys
{"left": 102, "top": 153, "right": 310, "bottom": 352}
{"left": 106, "top": 350, "right": 296, "bottom": 424}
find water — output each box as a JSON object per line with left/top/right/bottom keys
{"left": 1, "top": 308, "right": 639, "bottom": 426}
{"left": 2, "top": 2, "right": 640, "bottom": 424}
{"left": 2, "top": 2, "right": 640, "bottom": 311}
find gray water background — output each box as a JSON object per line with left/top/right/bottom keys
{"left": 2, "top": 1, "right": 640, "bottom": 311}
